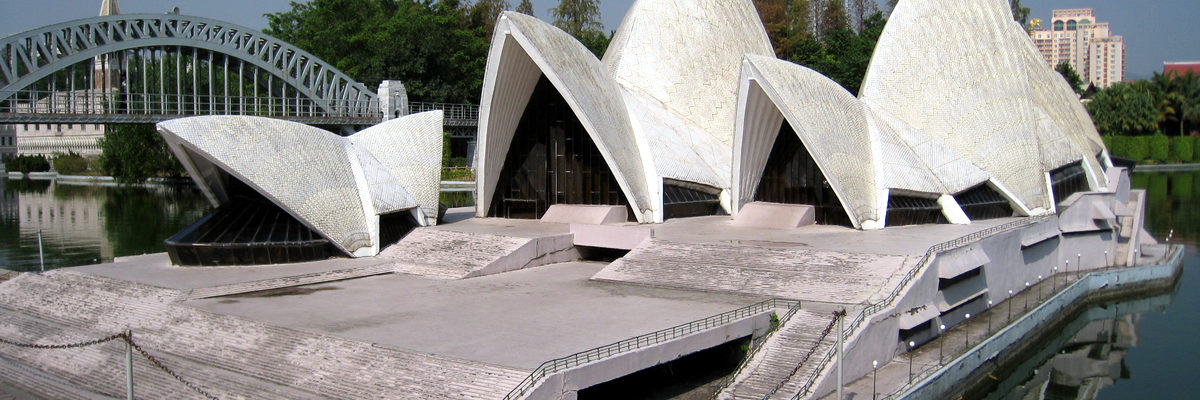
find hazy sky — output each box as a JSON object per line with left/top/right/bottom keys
{"left": 1, "top": 0, "right": 1196, "bottom": 80}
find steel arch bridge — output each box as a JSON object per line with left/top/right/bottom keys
{"left": 1, "top": 13, "right": 386, "bottom": 125}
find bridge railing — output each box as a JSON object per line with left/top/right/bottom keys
{"left": 408, "top": 102, "right": 479, "bottom": 121}
{"left": 1, "top": 90, "right": 489, "bottom": 125}
{"left": 0, "top": 89, "right": 382, "bottom": 120}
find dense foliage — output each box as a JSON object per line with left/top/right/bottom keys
{"left": 98, "top": 124, "right": 184, "bottom": 184}
{"left": 265, "top": 0, "right": 492, "bottom": 104}
{"left": 4, "top": 154, "right": 51, "bottom": 173}
{"left": 264, "top": 0, "right": 613, "bottom": 103}
{"left": 1103, "top": 135, "right": 1200, "bottom": 163}
{"left": 754, "top": 0, "right": 884, "bottom": 95}
{"left": 1055, "top": 62, "right": 1084, "bottom": 95}
{"left": 1087, "top": 72, "right": 1200, "bottom": 137}
{"left": 51, "top": 152, "right": 90, "bottom": 175}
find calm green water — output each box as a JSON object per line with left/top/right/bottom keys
{"left": 0, "top": 178, "right": 211, "bottom": 271}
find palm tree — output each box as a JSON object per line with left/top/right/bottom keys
{"left": 1146, "top": 72, "right": 1180, "bottom": 135}
{"left": 1174, "top": 71, "right": 1200, "bottom": 136}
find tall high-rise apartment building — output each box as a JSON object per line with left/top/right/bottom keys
{"left": 1028, "top": 8, "right": 1125, "bottom": 89}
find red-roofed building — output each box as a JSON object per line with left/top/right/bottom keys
{"left": 1164, "top": 61, "right": 1200, "bottom": 76}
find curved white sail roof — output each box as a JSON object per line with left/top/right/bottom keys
{"left": 476, "top": 12, "right": 655, "bottom": 221}
{"left": 157, "top": 112, "right": 443, "bottom": 257}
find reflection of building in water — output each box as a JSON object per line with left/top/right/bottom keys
{"left": 1009, "top": 313, "right": 1140, "bottom": 400}
{"left": 0, "top": 124, "right": 15, "bottom": 161}
{"left": 16, "top": 184, "right": 114, "bottom": 261}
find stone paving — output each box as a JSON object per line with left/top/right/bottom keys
{"left": 0, "top": 271, "right": 529, "bottom": 399}
{"left": 593, "top": 239, "right": 917, "bottom": 303}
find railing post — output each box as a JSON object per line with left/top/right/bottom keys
{"left": 125, "top": 329, "right": 134, "bottom": 400}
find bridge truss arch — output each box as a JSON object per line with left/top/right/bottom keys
{"left": 1, "top": 13, "right": 381, "bottom": 121}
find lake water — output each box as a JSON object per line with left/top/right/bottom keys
{"left": 0, "top": 172, "right": 1197, "bottom": 398}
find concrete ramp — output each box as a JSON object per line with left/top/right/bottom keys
{"left": 380, "top": 228, "right": 579, "bottom": 279}
{"left": 718, "top": 310, "right": 837, "bottom": 400}
{"left": 593, "top": 239, "right": 911, "bottom": 302}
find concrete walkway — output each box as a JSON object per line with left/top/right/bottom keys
{"left": 815, "top": 246, "right": 1173, "bottom": 400}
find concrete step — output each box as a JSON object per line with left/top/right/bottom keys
{"left": 0, "top": 271, "right": 529, "bottom": 399}
{"left": 719, "top": 310, "right": 838, "bottom": 400}
{"left": 380, "top": 227, "right": 577, "bottom": 279}
{"left": 593, "top": 239, "right": 907, "bottom": 301}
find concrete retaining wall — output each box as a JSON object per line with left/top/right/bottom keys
{"left": 527, "top": 312, "right": 775, "bottom": 400}
{"left": 898, "top": 245, "right": 1184, "bottom": 399}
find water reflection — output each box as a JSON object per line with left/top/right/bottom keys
{"left": 981, "top": 290, "right": 1173, "bottom": 400}
{"left": 0, "top": 178, "right": 211, "bottom": 271}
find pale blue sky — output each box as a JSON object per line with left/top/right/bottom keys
{"left": 1, "top": 0, "right": 1196, "bottom": 79}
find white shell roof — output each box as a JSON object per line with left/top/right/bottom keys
{"left": 860, "top": 0, "right": 1062, "bottom": 212}
{"left": 157, "top": 113, "right": 443, "bottom": 257}
{"left": 605, "top": 0, "right": 775, "bottom": 190}
{"left": 735, "top": 55, "right": 991, "bottom": 228}
{"left": 476, "top": 12, "right": 655, "bottom": 221}
{"left": 478, "top": 0, "right": 1110, "bottom": 227}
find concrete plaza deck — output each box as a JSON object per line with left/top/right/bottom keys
{"left": 184, "top": 262, "right": 763, "bottom": 369}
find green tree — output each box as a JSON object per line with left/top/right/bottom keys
{"left": 98, "top": 124, "right": 184, "bottom": 184}
{"left": 1009, "top": 0, "right": 1030, "bottom": 25}
{"left": 1145, "top": 72, "right": 1182, "bottom": 135}
{"left": 816, "top": 0, "right": 849, "bottom": 39}
{"left": 516, "top": 0, "right": 534, "bottom": 16}
{"left": 266, "top": 0, "right": 490, "bottom": 103}
{"left": 1054, "top": 62, "right": 1084, "bottom": 95}
{"left": 550, "top": 0, "right": 607, "bottom": 57}
{"left": 470, "top": 0, "right": 510, "bottom": 36}
{"left": 1086, "top": 82, "right": 1159, "bottom": 136}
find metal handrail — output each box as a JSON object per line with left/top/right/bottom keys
{"left": 407, "top": 101, "right": 478, "bottom": 121}
{"left": 790, "top": 216, "right": 1049, "bottom": 399}
{"left": 502, "top": 298, "right": 798, "bottom": 400}
{"left": 710, "top": 299, "right": 805, "bottom": 398}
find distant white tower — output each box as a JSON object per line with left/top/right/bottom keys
{"left": 93, "top": 0, "right": 121, "bottom": 91}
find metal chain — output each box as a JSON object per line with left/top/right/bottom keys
{"left": 126, "top": 338, "right": 220, "bottom": 400}
{"left": 0, "top": 332, "right": 219, "bottom": 400}
{"left": 0, "top": 333, "right": 126, "bottom": 349}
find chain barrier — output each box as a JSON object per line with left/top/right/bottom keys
{"left": 0, "top": 331, "right": 219, "bottom": 400}
{"left": 0, "top": 332, "right": 125, "bottom": 349}
{"left": 125, "top": 338, "right": 219, "bottom": 400}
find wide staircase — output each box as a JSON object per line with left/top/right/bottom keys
{"left": 720, "top": 310, "right": 840, "bottom": 400}
{"left": 593, "top": 239, "right": 906, "bottom": 301}
{"left": 380, "top": 228, "right": 576, "bottom": 279}
{"left": 0, "top": 271, "right": 527, "bottom": 399}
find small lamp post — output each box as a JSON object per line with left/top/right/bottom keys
{"left": 1007, "top": 290, "right": 1014, "bottom": 321}
{"left": 987, "top": 300, "right": 993, "bottom": 333}
{"left": 1024, "top": 282, "right": 1030, "bottom": 311}
{"left": 1037, "top": 275, "right": 1043, "bottom": 300}
{"left": 908, "top": 341, "right": 915, "bottom": 384}
{"left": 1077, "top": 253, "right": 1082, "bottom": 272}
{"left": 1053, "top": 266, "right": 1058, "bottom": 290}
{"left": 1104, "top": 250, "right": 1109, "bottom": 267}
{"left": 873, "top": 360, "right": 878, "bottom": 400}
{"left": 938, "top": 324, "right": 945, "bottom": 363}
{"left": 964, "top": 313, "right": 971, "bottom": 348}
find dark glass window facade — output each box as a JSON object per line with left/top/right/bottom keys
{"left": 753, "top": 124, "right": 851, "bottom": 226}
{"left": 489, "top": 76, "right": 631, "bottom": 219}
{"left": 1050, "top": 162, "right": 1089, "bottom": 205}
{"left": 885, "top": 195, "right": 946, "bottom": 226}
{"left": 954, "top": 184, "right": 1013, "bottom": 221}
